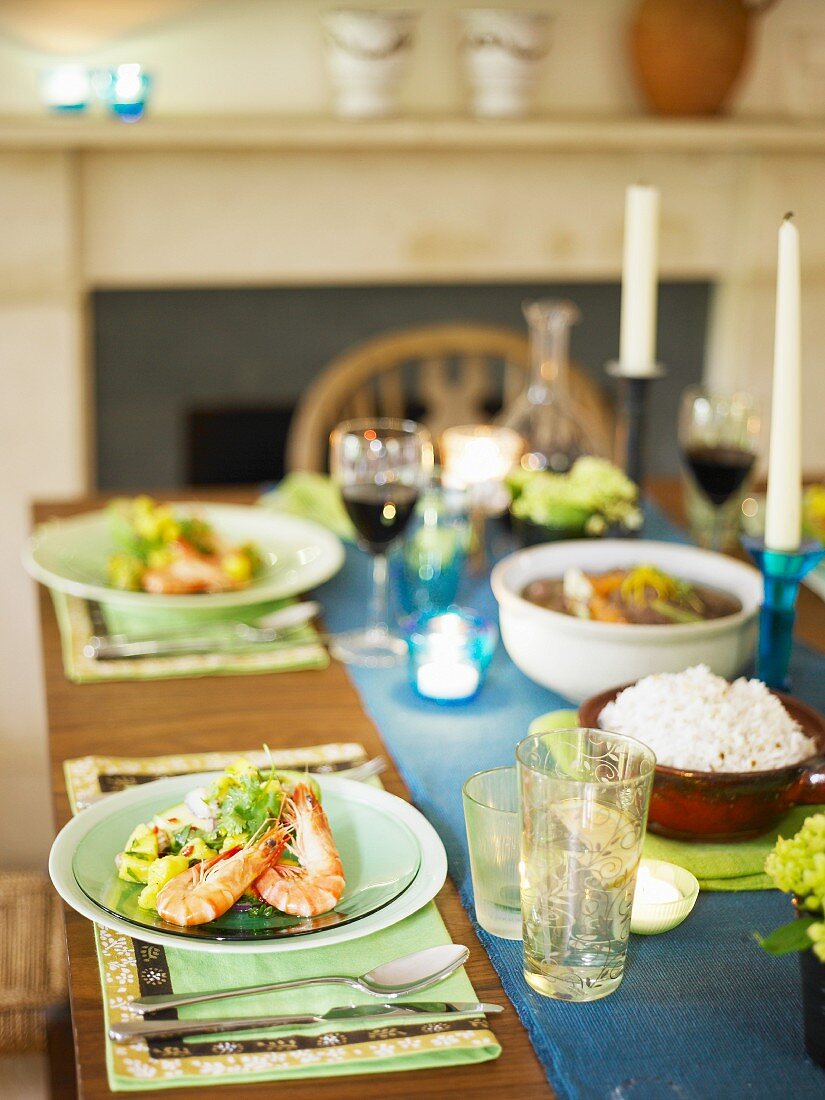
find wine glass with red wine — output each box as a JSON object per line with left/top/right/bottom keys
{"left": 330, "top": 418, "right": 433, "bottom": 666}
{"left": 678, "top": 388, "right": 760, "bottom": 551}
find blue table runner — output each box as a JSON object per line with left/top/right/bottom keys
{"left": 315, "top": 508, "right": 825, "bottom": 1099}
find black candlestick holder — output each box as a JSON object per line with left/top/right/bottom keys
{"left": 606, "top": 361, "right": 666, "bottom": 490}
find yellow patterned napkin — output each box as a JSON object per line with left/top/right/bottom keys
{"left": 64, "top": 745, "right": 501, "bottom": 1090}
{"left": 51, "top": 591, "right": 328, "bottom": 683}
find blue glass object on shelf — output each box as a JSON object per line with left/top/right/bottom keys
{"left": 404, "top": 607, "right": 497, "bottom": 705}
{"left": 41, "top": 66, "right": 91, "bottom": 112}
{"left": 391, "top": 487, "right": 469, "bottom": 616}
{"left": 95, "top": 65, "right": 151, "bottom": 122}
{"left": 742, "top": 535, "right": 825, "bottom": 691}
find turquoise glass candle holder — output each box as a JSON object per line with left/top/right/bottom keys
{"left": 404, "top": 607, "right": 497, "bottom": 704}
{"left": 95, "top": 65, "right": 152, "bottom": 122}
{"left": 742, "top": 535, "right": 825, "bottom": 690}
{"left": 391, "top": 486, "right": 469, "bottom": 616}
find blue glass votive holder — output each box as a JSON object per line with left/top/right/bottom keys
{"left": 96, "top": 65, "right": 152, "bottom": 122}
{"left": 742, "top": 535, "right": 825, "bottom": 691}
{"left": 405, "top": 607, "right": 497, "bottom": 704}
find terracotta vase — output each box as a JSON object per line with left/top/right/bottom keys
{"left": 629, "top": 0, "right": 775, "bottom": 116}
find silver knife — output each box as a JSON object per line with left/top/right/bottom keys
{"left": 110, "top": 1001, "right": 502, "bottom": 1042}
{"left": 84, "top": 601, "right": 321, "bottom": 660}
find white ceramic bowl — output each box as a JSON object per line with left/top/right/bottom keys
{"left": 490, "top": 539, "right": 761, "bottom": 703}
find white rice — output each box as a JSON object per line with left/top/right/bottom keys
{"left": 598, "top": 664, "right": 818, "bottom": 773}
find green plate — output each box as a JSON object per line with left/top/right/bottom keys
{"left": 72, "top": 774, "right": 421, "bottom": 942}
{"left": 23, "top": 502, "right": 344, "bottom": 632}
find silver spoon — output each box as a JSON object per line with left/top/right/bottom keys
{"left": 128, "top": 943, "right": 470, "bottom": 1015}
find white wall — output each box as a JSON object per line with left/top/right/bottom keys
{"left": 0, "top": 152, "right": 85, "bottom": 868}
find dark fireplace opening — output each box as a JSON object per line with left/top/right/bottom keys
{"left": 186, "top": 405, "right": 295, "bottom": 486}
{"left": 93, "top": 282, "right": 710, "bottom": 490}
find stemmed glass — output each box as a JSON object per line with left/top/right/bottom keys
{"left": 330, "top": 418, "right": 433, "bottom": 667}
{"left": 678, "top": 388, "right": 761, "bottom": 551}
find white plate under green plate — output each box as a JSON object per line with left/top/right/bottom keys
{"left": 23, "top": 503, "right": 344, "bottom": 630}
{"left": 49, "top": 774, "right": 448, "bottom": 954}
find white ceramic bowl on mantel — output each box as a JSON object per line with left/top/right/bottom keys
{"left": 491, "top": 539, "right": 762, "bottom": 703}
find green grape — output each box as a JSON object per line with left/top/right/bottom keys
{"left": 809, "top": 921, "right": 825, "bottom": 961}
{"left": 764, "top": 813, "right": 825, "bottom": 912}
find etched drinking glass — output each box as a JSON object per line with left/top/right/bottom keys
{"left": 516, "top": 728, "right": 655, "bottom": 1002}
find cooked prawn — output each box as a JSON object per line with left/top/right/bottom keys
{"left": 156, "top": 823, "right": 289, "bottom": 927}
{"left": 254, "top": 784, "right": 345, "bottom": 918}
{"left": 142, "top": 540, "right": 239, "bottom": 595}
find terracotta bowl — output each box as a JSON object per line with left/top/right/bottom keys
{"left": 579, "top": 684, "right": 825, "bottom": 842}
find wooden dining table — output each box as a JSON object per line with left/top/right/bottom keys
{"left": 34, "top": 480, "right": 825, "bottom": 1099}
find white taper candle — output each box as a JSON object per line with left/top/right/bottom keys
{"left": 765, "top": 214, "right": 802, "bottom": 552}
{"left": 619, "top": 184, "right": 660, "bottom": 376}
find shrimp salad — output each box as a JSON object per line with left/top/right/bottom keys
{"left": 107, "top": 496, "right": 263, "bottom": 595}
{"left": 114, "top": 758, "right": 345, "bottom": 927}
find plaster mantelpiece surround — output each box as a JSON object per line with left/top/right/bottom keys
{"left": 3, "top": 115, "right": 825, "bottom": 864}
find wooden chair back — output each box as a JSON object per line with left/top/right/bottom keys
{"left": 286, "top": 322, "right": 614, "bottom": 472}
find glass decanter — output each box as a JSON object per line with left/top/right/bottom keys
{"left": 500, "top": 298, "right": 593, "bottom": 473}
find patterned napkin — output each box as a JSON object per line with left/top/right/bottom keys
{"left": 51, "top": 591, "right": 328, "bottom": 684}
{"left": 64, "top": 745, "right": 501, "bottom": 1090}
{"left": 528, "top": 709, "right": 825, "bottom": 891}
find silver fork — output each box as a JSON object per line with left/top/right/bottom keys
{"left": 331, "top": 756, "right": 387, "bottom": 783}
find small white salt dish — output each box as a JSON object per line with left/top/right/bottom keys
{"left": 404, "top": 607, "right": 497, "bottom": 704}
{"left": 631, "top": 858, "right": 700, "bottom": 935}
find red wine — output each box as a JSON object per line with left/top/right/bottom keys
{"left": 684, "top": 445, "right": 755, "bottom": 507}
{"left": 342, "top": 484, "right": 419, "bottom": 550}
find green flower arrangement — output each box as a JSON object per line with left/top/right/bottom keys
{"left": 802, "top": 484, "right": 825, "bottom": 545}
{"left": 508, "top": 456, "right": 642, "bottom": 537}
{"left": 758, "top": 813, "right": 825, "bottom": 958}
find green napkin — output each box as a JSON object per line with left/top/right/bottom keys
{"left": 261, "top": 473, "right": 356, "bottom": 541}
{"left": 528, "top": 709, "right": 825, "bottom": 891}
{"left": 50, "top": 590, "right": 328, "bottom": 683}
{"left": 98, "top": 903, "right": 499, "bottom": 1090}
{"left": 643, "top": 805, "right": 825, "bottom": 891}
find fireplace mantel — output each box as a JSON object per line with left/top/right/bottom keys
{"left": 3, "top": 113, "right": 825, "bottom": 154}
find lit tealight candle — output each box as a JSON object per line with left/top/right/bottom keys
{"left": 416, "top": 659, "right": 480, "bottom": 700}
{"left": 105, "top": 64, "right": 151, "bottom": 122}
{"left": 408, "top": 609, "right": 494, "bottom": 703}
{"left": 441, "top": 425, "right": 523, "bottom": 513}
{"left": 41, "top": 65, "right": 91, "bottom": 112}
